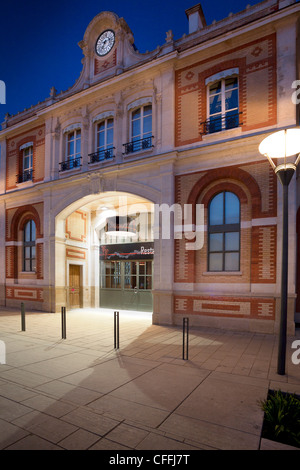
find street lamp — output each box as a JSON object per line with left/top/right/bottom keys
{"left": 259, "top": 128, "right": 300, "bottom": 375}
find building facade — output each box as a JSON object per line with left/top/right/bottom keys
{"left": 0, "top": 0, "right": 299, "bottom": 334}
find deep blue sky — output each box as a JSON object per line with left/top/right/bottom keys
{"left": 0, "top": 0, "right": 263, "bottom": 125}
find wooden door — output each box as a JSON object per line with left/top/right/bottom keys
{"left": 69, "top": 264, "right": 81, "bottom": 308}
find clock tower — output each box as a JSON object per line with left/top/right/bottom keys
{"left": 70, "top": 11, "right": 157, "bottom": 92}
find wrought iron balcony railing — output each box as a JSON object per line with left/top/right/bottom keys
{"left": 17, "top": 169, "right": 33, "bottom": 183}
{"left": 88, "top": 147, "right": 115, "bottom": 164}
{"left": 123, "top": 136, "right": 154, "bottom": 155}
{"left": 201, "top": 112, "right": 243, "bottom": 135}
{"left": 59, "top": 156, "right": 82, "bottom": 172}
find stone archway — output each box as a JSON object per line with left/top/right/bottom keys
{"left": 53, "top": 191, "right": 155, "bottom": 315}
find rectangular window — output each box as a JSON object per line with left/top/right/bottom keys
{"left": 124, "top": 261, "right": 137, "bottom": 289}
{"left": 97, "top": 118, "right": 114, "bottom": 151}
{"left": 101, "top": 260, "right": 152, "bottom": 289}
{"left": 102, "top": 261, "right": 121, "bottom": 288}
{"left": 138, "top": 260, "right": 152, "bottom": 290}
{"left": 88, "top": 118, "right": 115, "bottom": 164}
{"left": 89, "top": 118, "right": 115, "bottom": 162}
{"left": 207, "top": 77, "right": 239, "bottom": 133}
{"left": 66, "top": 129, "right": 81, "bottom": 160}
{"left": 123, "top": 105, "right": 153, "bottom": 154}
{"left": 132, "top": 105, "right": 152, "bottom": 142}
{"left": 18, "top": 146, "right": 33, "bottom": 183}
{"left": 60, "top": 129, "right": 82, "bottom": 171}
{"left": 23, "top": 146, "right": 33, "bottom": 172}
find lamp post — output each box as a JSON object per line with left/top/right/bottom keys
{"left": 259, "top": 128, "right": 300, "bottom": 375}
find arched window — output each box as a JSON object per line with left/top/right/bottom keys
{"left": 23, "top": 220, "right": 36, "bottom": 272}
{"left": 208, "top": 191, "right": 240, "bottom": 272}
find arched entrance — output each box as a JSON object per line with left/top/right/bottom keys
{"left": 54, "top": 191, "right": 154, "bottom": 315}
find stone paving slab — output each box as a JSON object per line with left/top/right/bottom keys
{"left": 109, "top": 363, "right": 210, "bottom": 411}
{"left": 88, "top": 394, "right": 170, "bottom": 428}
{"left": 174, "top": 374, "right": 266, "bottom": 436}
{"left": 158, "top": 413, "right": 260, "bottom": 450}
{"left": 6, "top": 434, "right": 63, "bottom": 450}
{"left": 0, "top": 418, "right": 29, "bottom": 449}
{"left": 0, "top": 307, "right": 299, "bottom": 451}
{"left": 35, "top": 380, "right": 103, "bottom": 405}
{"left": 60, "top": 406, "right": 120, "bottom": 436}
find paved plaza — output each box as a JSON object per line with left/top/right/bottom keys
{"left": 0, "top": 307, "right": 299, "bottom": 450}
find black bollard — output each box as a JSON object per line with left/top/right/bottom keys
{"left": 61, "top": 306, "right": 66, "bottom": 339}
{"left": 182, "top": 317, "right": 189, "bottom": 360}
{"left": 21, "top": 302, "right": 26, "bottom": 331}
{"left": 114, "top": 311, "right": 119, "bottom": 349}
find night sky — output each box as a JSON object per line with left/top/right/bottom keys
{"left": 0, "top": 0, "right": 264, "bottom": 124}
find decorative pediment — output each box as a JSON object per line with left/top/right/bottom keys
{"left": 69, "top": 11, "right": 159, "bottom": 93}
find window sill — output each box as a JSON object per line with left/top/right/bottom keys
{"left": 88, "top": 157, "right": 114, "bottom": 166}
{"left": 202, "top": 126, "right": 242, "bottom": 142}
{"left": 123, "top": 147, "right": 154, "bottom": 159}
{"left": 18, "top": 272, "right": 37, "bottom": 281}
{"left": 59, "top": 166, "right": 81, "bottom": 176}
{"left": 16, "top": 180, "right": 34, "bottom": 188}
{"left": 202, "top": 271, "right": 243, "bottom": 276}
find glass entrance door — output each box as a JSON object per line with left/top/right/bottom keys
{"left": 100, "top": 260, "right": 153, "bottom": 312}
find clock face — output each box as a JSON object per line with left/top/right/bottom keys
{"left": 95, "top": 30, "right": 115, "bottom": 57}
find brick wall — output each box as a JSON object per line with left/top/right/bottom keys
{"left": 5, "top": 203, "right": 44, "bottom": 302}
{"left": 174, "top": 161, "right": 277, "bottom": 321}
{"left": 175, "top": 34, "right": 277, "bottom": 146}
{"left": 94, "top": 49, "right": 117, "bottom": 75}
{"left": 174, "top": 295, "right": 275, "bottom": 321}
{"left": 6, "top": 125, "right": 45, "bottom": 191}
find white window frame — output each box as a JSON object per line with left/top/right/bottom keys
{"left": 206, "top": 74, "right": 239, "bottom": 132}
{"left": 96, "top": 118, "right": 114, "bottom": 152}
{"left": 23, "top": 145, "right": 33, "bottom": 173}
{"left": 19, "top": 143, "right": 33, "bottom": 182}
{"left": 65, "top": 128, "right": 81, "bottom": 161}
{"left": 130, "top": 104, "right": 152, "bottom": 143}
